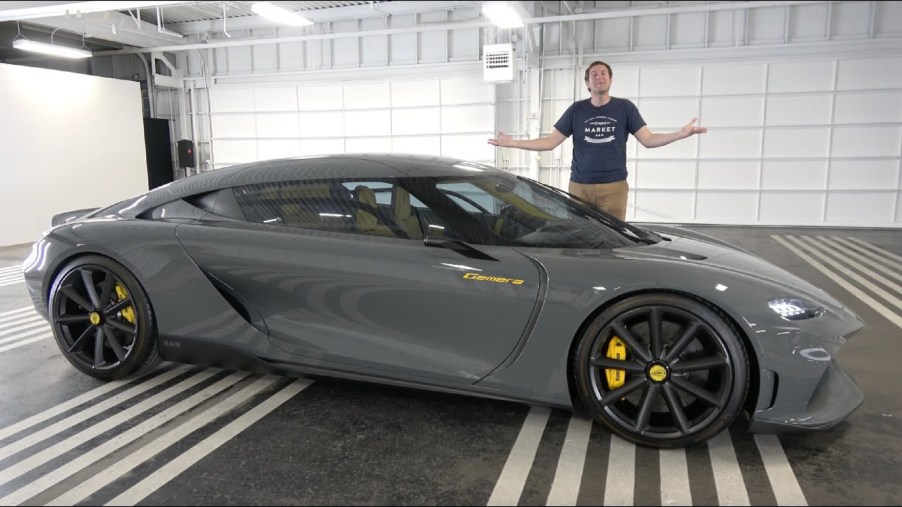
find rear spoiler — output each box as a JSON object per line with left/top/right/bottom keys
{"left": 51, "top": 208, "right": 100, "bottom": 227}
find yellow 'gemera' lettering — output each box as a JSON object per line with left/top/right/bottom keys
{"left": 462, "top": 273, "right": 526, "bottom": 285}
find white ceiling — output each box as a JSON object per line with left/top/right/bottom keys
{"left": 0, "top": 0, "right": 483, "bottom": 59}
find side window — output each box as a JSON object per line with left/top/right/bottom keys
{"left": 232, "top": 180, "right": 356, "bottom": 232}
{"left": 343, "top": 180, "right": 423, "bottom": 240}
{"left": 232, "top": 178, "right": 424, "bottom": 240}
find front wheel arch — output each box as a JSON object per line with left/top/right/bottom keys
{"left": 48, "top": 253, "right": 162, "bottom": 380}
{"left": 565, "top": 289, "right": 758, "bottom": 446}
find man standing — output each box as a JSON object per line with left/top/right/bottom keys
{"left": 488, "top": 61, "right": 707, "bottom": 221}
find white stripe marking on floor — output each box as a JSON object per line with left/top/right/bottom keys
{"left": 546, "top": 415, "right": 592, "bottom": 506}
{"left": 0, "top": 368, "right": 217, "bottom": 487}
{"left": 487, "top": 406, "right": 551, "bottom": 506}
{"left": 0, "top": 369, "right": 156, "bottom": 442}
{"left": 3, "top": 371, "right": 252, "bottom": 506}
{"left": 828, "top": 237, "right": 902, "bottom": 280}
{"left": 799, "top": 236, "right": 902, "bottom": 309}
{"left": 603, "top": 435, "right": 635, "bottom": 506}
{"left": 0, "top": 314, "right": 44, "bottom": 331}
{"left": 0, "top": 307, "right": 35, "bottom": 321}
{"left": 106, "top": 378, "right": 311, "bottom": 506}
{"left": 755, "top": 435, "right": 807, "bottom": 506}
{"left": 708, "top": 429, "right": 749, "bottom": 506}
{"left": 0, "top": 333, "right": 51, "bottom": 353}
{"left": 0, "top": 326, "right": 51, "bottom": 345}
{"left": 48, "top": 374, "right": 281, "bottom": 506}
{"left": 659, "top": 448, "right": 692, "bottom": 506}
{"left": 0, "top": 364, "right": 192, "bottom": 462}
{"left": 845, "top": 237, "right": 902, "bottom": 263}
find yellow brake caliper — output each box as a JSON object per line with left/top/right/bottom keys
{"left": 114, "top": 283, "right": 136, "bottom": 325}
{"left": 605, "top": 336, "right": 627, "bottom": 389}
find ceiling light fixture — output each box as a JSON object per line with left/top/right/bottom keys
{"left": 251, "top": 2, "right": 313, "bottom": 27}
{"left": 482, "top": 1, "right": 526, "bottom": 29}
{"left": 12, "top": 39, "right": 92, "bottom": 59}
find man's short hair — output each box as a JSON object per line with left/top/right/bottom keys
{"left": 584, "top": 61, "right": 613, "bottom": 83}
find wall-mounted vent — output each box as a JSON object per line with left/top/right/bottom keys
{"left": 483, "top": 43, "right": 515, "bottom": 83}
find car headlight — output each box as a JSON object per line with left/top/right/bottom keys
{"left": 767, "top": 297, "right": 825, "bottom": 320}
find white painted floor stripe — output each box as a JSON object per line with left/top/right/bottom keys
{"left": 487, "top": 406, "right": 551, "bottom": 506}
{"left": 603, "top": 435, "right": 635, "bottom": 506}
{"left": 708, "top": 429, "right": 749, "bottom": 506}
{"left": 0, "top": 265, "right": 22, "bottom": 273}
{"left": 845, "top": 237, "right": 902, "bottom": 263}
{"left": 773, "top": 236, "right": 902, "bottom": 330}
{"left": 49, "top": 374, "right": 279, "bottom": 506}
{"left": 0, "top": 314, "right": 44, "bottom": 332}
{"left": 3, "top": 371, "right": 252, "bottom": 506}
{"left": 0, "top": 369, "right": 218, "bottom": 487}
{"left": 828, "top": 237, "right": 902, "bottom": 280}
{"left": 0, "top": 307, "right": 35, "bottom": 321}
{"left": 799, "top": 236, "right": 902, "bottom": 309}
{"left": 0, "top": 364, "right": 192, "bottom": 462}
{"left": 0, "top": 333, "right": 50, "bottom": 353}
{"left": 659, "top": 448, "right": 692, "bottom": 506}
{"left": 106, "top": 378, "right": 311, "bottom": 506}
{"left": 0, "top": 326, "right": 51, "bottom": 345}
{"left": 546, "top": 415, "right": 592, "bottom": 506}
{"left": 755, "top": 435, "right": 807, "bottom": 506}
{"left": 0, "top": 371, "right": 148, "bottom": 442}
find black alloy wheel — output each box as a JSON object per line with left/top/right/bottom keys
{"left": 49, "top": 255, "right": 161, "bottom": 380}
{"left": 574, "top": 293, "right": 749, "bottom": 448}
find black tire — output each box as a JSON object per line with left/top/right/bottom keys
{"left": 49, "top": 255, "right": 161, "bottom": 380}
{"left": 574, "top": 293, "right": 749, "bottom": 448}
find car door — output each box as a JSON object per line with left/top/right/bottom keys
{"left": 175, "top": 178, "right": 541, "bottom": 385}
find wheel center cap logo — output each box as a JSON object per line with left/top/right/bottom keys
{"left": 89, "top": 312, "right": 101, "bottom": 325}
{"left": 648, "top": 364, "right": 668, "bottom": 382}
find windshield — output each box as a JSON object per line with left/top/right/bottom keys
{"left": 404, "top": 173, "right": 657, "bottom": 249}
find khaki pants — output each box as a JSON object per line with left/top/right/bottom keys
{"left": 569, "top": 180, "right": 629, "bottom": 221}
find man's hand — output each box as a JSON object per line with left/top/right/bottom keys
{"left": 680, "top": 117, "right": 708, "bottom": 139}
{"left": 488, "top": 131, "right": 514, "bottom": 147}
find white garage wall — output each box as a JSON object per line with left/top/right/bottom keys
{"left": 515, "top": 54, "right": 901, "bottom": 227}
{"left": 491, "top": 1, "right": 902, "bottom": 227}
{"left": 208, "top": 74, "right": 495, "bottom": 169}
{"left": 0, "top": 63, "right": 148, "bottom": 247}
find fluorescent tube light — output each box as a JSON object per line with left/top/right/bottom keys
{"left": 251, "top": 2, "right": 313, "bottom": 27}
{"left": 12, "top": 39, "right": 92, "bottom": 59}
{"left": 482, "top": 1, "right": 525, "bottom": 29}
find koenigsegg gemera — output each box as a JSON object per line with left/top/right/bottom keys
{"left": 23, "top": 154, "right": 865, "bottom": 448}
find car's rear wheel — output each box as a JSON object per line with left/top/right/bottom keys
{"left": 574, "top": 293, "right": 749, "bottom": 448}
{"left": 49, "top": 255, "right": 161, "bottom": 380}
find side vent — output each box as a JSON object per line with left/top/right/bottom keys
{"left": 203, "top": 272, "right": 269, "bottom": 335}
{"left": 483, "top": 43, "right": 515, "bottom": 83}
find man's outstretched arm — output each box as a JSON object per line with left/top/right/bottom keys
{"left": 634, "top": 117, "right": 707, "bottom": 149}
{"left": 488, "top": 129, "right": 568, "bottom": 151}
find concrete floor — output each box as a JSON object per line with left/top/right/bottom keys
{"left": 0, "top": 225, "right": 899, "bottom": 506}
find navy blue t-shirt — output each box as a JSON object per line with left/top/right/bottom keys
{"left": 554, "top": 97, "right": 646, "bottom": 184}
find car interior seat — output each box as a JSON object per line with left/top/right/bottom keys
{"left": 352, "top": 185, "right": 395, "bottom": 237}
{"left": 391, "top": 187, "right": 423, "bottom": 240}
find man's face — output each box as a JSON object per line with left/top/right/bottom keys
{"left": 586, "top": 64, "right": 611, "bottom": 94}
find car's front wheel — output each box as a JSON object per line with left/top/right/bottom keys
{"left": 49, "top": 255, "right": 161, "bottom": 380}
{"left": 574, "top": 293, "right": 749, "bottom": 448}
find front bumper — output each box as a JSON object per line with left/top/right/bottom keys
{"left": 748, "top": 304, "right": 865, "bottom": 433}
{"left": 749, "top": 360, "right": 864, "bottom": 433}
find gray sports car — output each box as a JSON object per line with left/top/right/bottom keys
{"left": 23, "top": 154, "right": 864, "bottom": 448}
